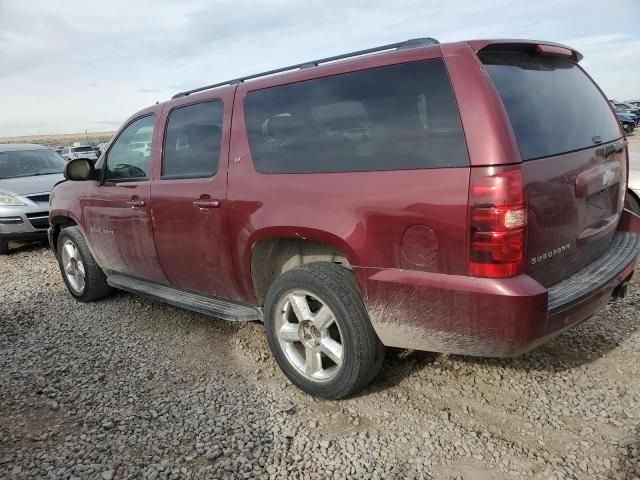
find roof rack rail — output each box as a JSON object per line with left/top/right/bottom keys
{"left": 171, "top": 37, "right": 439, "bottom": 99}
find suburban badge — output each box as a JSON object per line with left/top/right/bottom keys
{"left": 530, "top": 244, "right": 571, "bottom": 265}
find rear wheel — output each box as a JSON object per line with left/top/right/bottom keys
{"left": 264, "top": 263, "right": 384, "bottom": 399}
{"left": 57, "top": 226, "right": 112, "bottom": 302}
{"left": 625, "top": 191, "right": 640, "bottom": 216}
{"left": 0, "top": 239, "right": 8, "bottom": 255}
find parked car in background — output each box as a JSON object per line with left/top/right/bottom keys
{"left": 127, "top": 141, "right": 151, "bottom": 157}
{"left": 49, "top": 38, "right": 640, "bottom": 399}
{"left": 61, "top": 145, "right": 98, "bottom": 162}
{"left": 610, "top": 100, "right": 640, "bottom": 125}
{"left": 617, "top": 101, "right": 640, "bottom": 117}
{"left": 0, "top": 144, "right": 66, "bottom": 254}
{"left": 618, "top": 112, "right": 637, "bottom": 134}
{"left": 96, "top": 142, "right": 109, "bottom": 154}
{"left": 628, "top": 152, "right": 640, "bottom": 215}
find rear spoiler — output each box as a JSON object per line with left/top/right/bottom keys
{"left": 467, "top": 39, "right": 583, "bottom": 63}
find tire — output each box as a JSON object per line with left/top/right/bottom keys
{"left": 56, "top": 226, "right": 112, "bottom": 302}
{"left": 625, "top": 191, "right": 640, "bottom": 216}
{"left": 264, "top": 262, "right": 384, "bottom": 399}
{"left": 0, "top": 239, "right": 8, "bottom": 255}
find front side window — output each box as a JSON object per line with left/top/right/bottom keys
{"left": 105, "top": 115, "right": 155, "bottom": 181}
{"left": 162, "top": 101, "right": 224, "bottom": 179}
{"left": 244, "top": 59, "right": 469, "bottom": 174}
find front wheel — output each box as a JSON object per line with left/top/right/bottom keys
{"left": 56, "top": 226, "right": 112, "bottom": 302}
{"left": 264, "top": 263, "right": 384, "bottom": 399}
{"left": 0, "top": 239, "right": 8, "bottom": 255}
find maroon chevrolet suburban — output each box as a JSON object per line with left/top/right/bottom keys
{"left": 49, "top": 38, "right": 640, "bottom": 399}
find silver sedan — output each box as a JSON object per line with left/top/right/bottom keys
{"left": 0, "top": 144, "right": 65, "bottom": 255}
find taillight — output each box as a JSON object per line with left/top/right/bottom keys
{"left": 468, "top": 165, "right": 526, "bottom": 278}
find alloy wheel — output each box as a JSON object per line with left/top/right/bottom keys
{"left": 275, "top": 290, "right": 344, "bottom": 382}
{"left": 61, "top": 239, "right": 86, "bottom": 294}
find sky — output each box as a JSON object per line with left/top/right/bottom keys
{"left": 0, "top": 0, "right": 639, "bottom": 137}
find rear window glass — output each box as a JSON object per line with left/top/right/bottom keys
{"left": 244, "top": 59, "right": 469, "bottom": 174}
{"left": 480, "top": 52, "right": 621, "bottom": 161}
{"left": 72, "top": 146, "right": 94, "bottom": 152}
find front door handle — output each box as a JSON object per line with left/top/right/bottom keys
{"left": 126, "top": 198, "right": 146, "bottom": 209}
{"left": 193, "top": 198, "right": 221, "bottom": 209}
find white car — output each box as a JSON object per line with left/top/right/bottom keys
{"left": 128, "top": 141, "right": 151, "bottom": 156}
{"left": 61, "top": 145, "right": 98, "bottom": 161}
{"left": 627, "top": 152, "right": 640, "bottom": 215}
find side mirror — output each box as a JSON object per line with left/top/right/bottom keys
{"left": 64, "top": 158, "right": 96, "bottom": 181}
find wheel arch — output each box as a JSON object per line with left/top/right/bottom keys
{"left": 49, "top": 214, "right": 79, "bottom": 252}
{"left": 248, "top": 228, "right": 358, "bottom": 305}
{"left": 626, "top": 188, "right": 640, "bottom": 215}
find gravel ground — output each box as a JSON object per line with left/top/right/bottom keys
{"left": 1, "top": 244, "right": 640, "bottom": 479}
{"left": 628, "top": 133, "right": 639, "bottom": 154}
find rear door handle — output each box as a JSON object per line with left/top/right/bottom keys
{"left": 126, "top": 199, "right": 146, "bottom": 209}
{"left": 193, "top": 198, "right": 221, "bottom": 209}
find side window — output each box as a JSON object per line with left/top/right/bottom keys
{"left": 244, "top": 59, "right": 469, "bottom": 174}
{"left": 162, "top": 100, "right": 224, "bottom": 179}
{"left": 105, "top": 115, "right": 155, "bottom": 182}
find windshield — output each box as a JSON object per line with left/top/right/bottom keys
{"left": 72, "top": 146, "right": 94, "bottom": 152}
{"left": 0, "top": 150, "right": 67, "bottom": 179}
{"left": 480, "top": 52, "right": 621, "bottom": 161}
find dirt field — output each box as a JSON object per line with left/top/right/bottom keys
{"left": 0, "top": 132, "right": 114, "bottom": 147}
{"left": 1, "top": 130, "right": 637, "bottom": 152}
{"left": 628, "top": 133, "right": 639, "bottom": 153}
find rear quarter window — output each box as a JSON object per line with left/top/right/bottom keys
{"left": 244, "top": 59, "right": 469, "bottom": 174}
{"left": 480, "top": 52, "right": 622, "bottom": 161}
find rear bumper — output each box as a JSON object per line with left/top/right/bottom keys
{"left": 355, "top": 230, "right": 640, "bottom": 357}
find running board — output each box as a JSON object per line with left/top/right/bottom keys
{"left": 107, "top": 274, "right": 262, "bottom": 322}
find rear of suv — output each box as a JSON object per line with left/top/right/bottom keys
{"left": 49, "top": 38, "right": 640, "bottom": 399}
